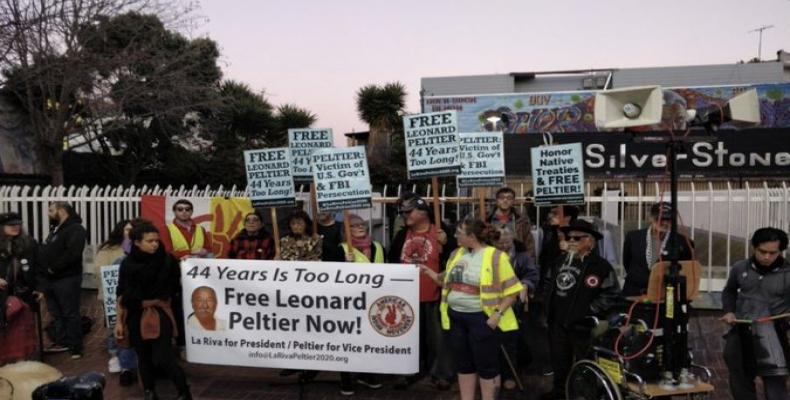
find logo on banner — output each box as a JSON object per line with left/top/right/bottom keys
{"left": 369, "top": 296, "right": 414, "bottom": 337}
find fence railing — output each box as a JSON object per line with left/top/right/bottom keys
{"left": 2, "top": 181, "right": 789, "bottom": 296}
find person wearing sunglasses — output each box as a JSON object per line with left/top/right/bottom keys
{"left": 164, "top": 199, "right": 213, "bottom": 261}
{"left": 228, "top": 211, "right": 275, "bottom": 260}
{"left": 539, "top": 219, "right": 620, "bottom": 400}
{"left": 388, "top": 192, "right": 456, "bottom": 390}
{"left": 335, "top": 213, "right": 384, "bottom": 395}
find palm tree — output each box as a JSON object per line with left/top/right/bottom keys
{"left": 355, "top": 82, "right": 406, "bottom": 160}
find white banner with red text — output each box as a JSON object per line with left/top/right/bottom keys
{"left": 181, "top": 258, "right": 419, "bottom": 373}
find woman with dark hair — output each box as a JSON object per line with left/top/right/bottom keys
{"left": 95, "top": 219, "right": 139, "bottom": 384}
{"left": 422, "top": 217, "right": 523, "bottom": 400}
{"left": 115, "top": 223, "right": 191, "bottom": 400}
{"left": 0, "top": 212, "right": 42, "bottom": 365}
{"left": 277, "top": 210, "right": 322, "bottom": 261}
{"left": 228, "top": 211, "right": 275, "bottom": 260}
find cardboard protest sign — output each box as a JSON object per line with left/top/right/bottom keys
{"left": 457, "top": 132, "right": 505, "bottom": 188}
{"left": 100, "top": 264, "right": 120, "bottom": 328}
{"left": 531, "top": 143, "right": 585, "bottom": 206}
{"left": 288, "top": 128, "right": 334, "bottom": 184}
{"left": 403, "top": 111, "right": 461, "bottom": 180}
{"left": 244, "top": 148, "right": 296, "bottom": 208}
{"left": 310, "top": 146, "right": 372, "bottom": 212}
{"left": 181, "top": 259, "right": 419, "bottom": 374}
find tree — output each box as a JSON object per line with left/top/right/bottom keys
{"left": 273, "top": 104, "right": 317, "bottom": 147}
{"left": 0, "top": 0, "right": 215, "bottom": 185}
{"left": 356, "top": 82, "right": 407, "bottom": 185}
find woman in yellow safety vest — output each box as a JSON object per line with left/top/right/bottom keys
{"left": 336, "top": 214, "right": 384, "bottom": 395}
{"left": 422, "top": 217, "right": 523, "bottom": 400}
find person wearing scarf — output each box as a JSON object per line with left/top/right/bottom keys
{"left": 721, "top": 227, "right": 790, "bottom": 400}
{"left": 115, "top": 223, "right": 191, "bottom": 400}
{"left": 336, "top": 214, "right": 384, "bottom": 395}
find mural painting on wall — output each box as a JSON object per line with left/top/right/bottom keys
{"left": 423, "top": 83, "right": 790, "bottom": 133}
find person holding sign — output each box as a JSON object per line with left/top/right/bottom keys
{"left": 115, "top": 223, "right": 192, "bottom": 400}
{"left": 96, "top": 219, "right": 139, "bottom": 386}
{"left": 164, "top": 199, "right": 213, "bottom": 260}
{"left": 421, "top": 218, "right": 523, "bottom": 400}
{"left": 277, "top": 210, "right": 322, "bottom": 261}
{"left": 488, "top": 187, "right": 536, "bottom": 258}
{"left": 228, "top": 211, "right": 275, "bottom": 260}
{"left": 389, "top": 193, "right": 456, "bottom": 390}
{"left": 334, "top": 214, "right": 384, "bottom": 395}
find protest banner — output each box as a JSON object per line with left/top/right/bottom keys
{"left": 288, "top": 128, "right": 334, "bottom": 185}
{"left": 243, "top": 148, "right": 296, "bottom": 208}
{"left": 402, "top": 110, "right": 461, "bottom": 180}
{"left": 312, "top": 146, "right": 372, "bottom": 213}
{"left": 100, "top": 264, "right": 120, "bottom": 328}
{"left": 457, "top": 131, "right": 505, "bottom": 188}
{"left": 531, "top": 143, "right": 585, "bottom": 206}
{"left": 181, "top": 259, "right": 419, "bottom": 374}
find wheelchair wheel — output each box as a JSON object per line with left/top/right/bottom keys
{"left": 565, "top": 360, "right": 623, "bottom": 400}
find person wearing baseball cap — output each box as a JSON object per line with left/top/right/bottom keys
{"left": 540, "top": 219, "right": 620, "bottom": 400}
{"left": 621, "top": 202, "right": 694, "bottom": 298}
{"left": 389, "top": 192, "right": 456, "bottom": 389}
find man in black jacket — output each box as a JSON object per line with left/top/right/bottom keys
{"left": 621, "top": 202, "right": 693, "bottom": 298}
{"left": 41, "top": 201, "right": 87, "bottom": 358}
{"left": 541, "top": 219, "right": 620, "bottom": 400}
{"left": 388, "top": 192, "right": 456, "bottom": 389}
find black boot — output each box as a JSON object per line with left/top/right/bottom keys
{"left": 143, "top": 390, "right": 159, "bottom": 400}
{"left": 175, "top": 387, "right": 193, "bottom": 400}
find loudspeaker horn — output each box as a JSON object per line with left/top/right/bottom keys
{"left": 725, "top": 89, "right": 760, "bottom": 126}
{"left": 594, "top": 86, "right": 663, "bottom": 129}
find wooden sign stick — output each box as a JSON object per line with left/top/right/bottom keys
{"left": 270, "top": 207, "right": 281, "bottom": 257}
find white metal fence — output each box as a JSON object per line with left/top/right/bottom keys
{"left": 2, "top": 182, "right": 789, "bottom": 296}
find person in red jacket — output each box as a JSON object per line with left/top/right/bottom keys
{"left": 163, "top": 199, "right": 213, "bottom": 260}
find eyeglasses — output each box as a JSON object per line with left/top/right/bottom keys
{"left": 399, "top": 209, "right": 413, "bottom": 215}
{"left": 245, "top": 218, "right": 261, "bottom": 223}
{"left": 497, "top": 195, "right": 515, "bottom": 201}
{"left": 566, "top": 235, "right": 590, "bottom": 242}
{"left": 175, "top": 207, "right": 192, "bottom": 212}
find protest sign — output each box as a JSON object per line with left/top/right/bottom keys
{"left": 244, "top": 148, "right": 296, "bottom": 208}
{"left": 288, "top": 128, "right": 334, "bottom": 184}
{"left": 457, "top": 131, "right": 505, "bottom": 188}
{"left": 403, "top": 111, "right": 461, "bottom": 180}
{"left": 181, "top": 259, "right": 419, "bottom": 374}
{"left": 100, "top": 264, "right": 120, "bottom": 328}
{"left": 312, "top": 146, "right": 372, "bottom": 213}
{"left": 531, "top": 143, "right": 585, "bottom": 206}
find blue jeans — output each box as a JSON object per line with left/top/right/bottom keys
{"left": 107, "top": 331, "right": 138, "bottom": 370}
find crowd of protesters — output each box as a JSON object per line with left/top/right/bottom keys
{"left": 0, "top": 189, "right": 787, "bottom": 400}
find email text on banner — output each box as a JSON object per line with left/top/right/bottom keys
{"left": 181, "top": 259, "right": 419, "bottom": 374}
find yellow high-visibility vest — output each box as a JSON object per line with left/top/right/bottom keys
{"left": 340, "top": 242, "right": 384, "bottom": 264}
{"left": 440, "top": 246, "right": 523, "bottom": 332}
{"left": 167, "top": 223, "right": 205, "bottom": 253}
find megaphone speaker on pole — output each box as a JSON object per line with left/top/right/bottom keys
{"left": 594, "top": 86, "right": 663, "bottom": 129}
